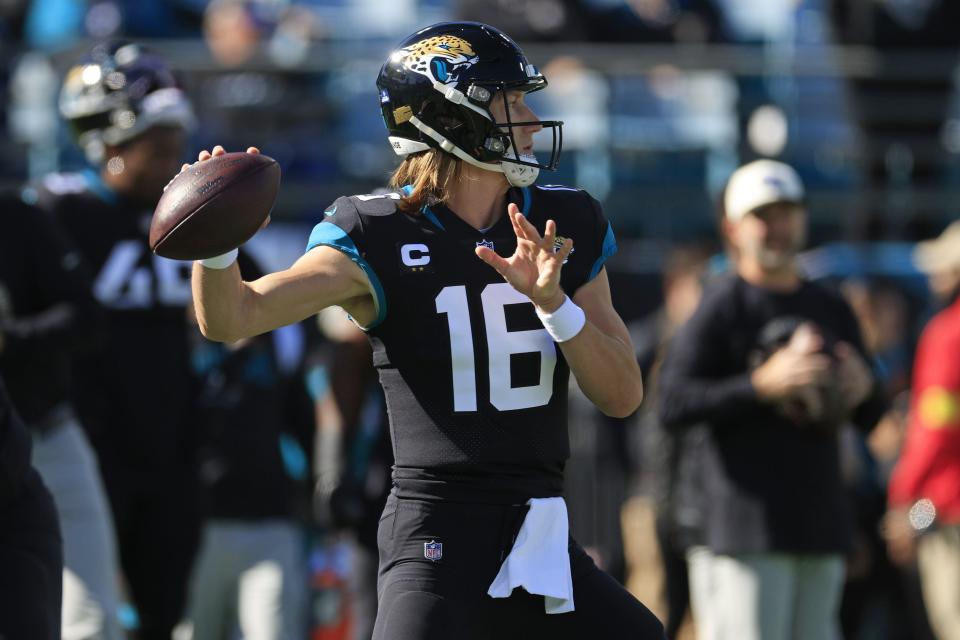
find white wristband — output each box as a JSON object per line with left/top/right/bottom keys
{"left": 198, "top": 248, "right": 238, "bottom": 270}
{"left": 536, "top": 295, "right": 586, "bottom": 343}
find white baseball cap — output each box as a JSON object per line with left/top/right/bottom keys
{"left": 724, "top": 159, "right": 805, "bottom": 222}
{"left": 914, "top": 220, "right": 960, "bottom": 274}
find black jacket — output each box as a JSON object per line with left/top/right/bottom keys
{"left": 658, "top": 274, "right": 887, "bottom": 554}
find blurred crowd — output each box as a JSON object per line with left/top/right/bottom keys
{"left": 1, "top": 1, "right": 960, "bottom": 640}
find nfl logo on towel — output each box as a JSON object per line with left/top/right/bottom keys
{"left": 424, "top": 540, "right": 442, "bottom": 561}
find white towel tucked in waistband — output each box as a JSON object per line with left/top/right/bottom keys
{"left": 486, "top": 496, "right": 574, "bottom": 614}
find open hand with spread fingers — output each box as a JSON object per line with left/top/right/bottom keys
{"left": 474, "top": 202, "right": 573, "bottom": 313}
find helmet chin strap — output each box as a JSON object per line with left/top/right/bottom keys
{"left": 408, "top": 115, "right": 539, "bottom": 187}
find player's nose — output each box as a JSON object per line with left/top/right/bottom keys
{"left": 522, "top": 105, "right": 543, "bottom": 132}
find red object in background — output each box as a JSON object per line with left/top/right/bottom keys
{"left": 309, "top": 539, "right": 353, "bottom": 640}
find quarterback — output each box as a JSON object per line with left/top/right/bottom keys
{"left": 192, "top": 21, "right": 664, "bottom": 640}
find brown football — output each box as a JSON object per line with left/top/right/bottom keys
{"left": 150, "top": 152, "right": 280, "bottom": 260}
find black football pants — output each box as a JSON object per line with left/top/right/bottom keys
{"left": 0, "top": 469, "right": 62, "bottom": 640}
{"left": 372, "top": 493, "right": 665, "bottom": 640}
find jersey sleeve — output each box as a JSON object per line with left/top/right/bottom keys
{"left": 557, "top": 189, "right": 617, "bottom": 295}
{"left": 585, "top": 194, "right": 617, "bottom": 283}
{"left": 305, "top": 196, "right": 387, "bottom": 328}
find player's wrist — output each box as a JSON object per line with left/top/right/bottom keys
{"left": 533, "top": 291, "right": 565, "bottom": 314}
{"left": 198, "top": 248, "right": 238, "bottom": 270}
{"left": 749, "top": 367, "right": 780, "bottom": 402}
{"left": 536, "top": 295, "right": 585, "bottom": 343}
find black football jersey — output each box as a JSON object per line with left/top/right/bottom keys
{"left": 0, "top": 193, "right": 101, "bottom": 425}
{"left": 27, "top": 170, "right": 197, "bottom": 473}
{"left": 306, "top": 185, "right": 616, "bottom": 500}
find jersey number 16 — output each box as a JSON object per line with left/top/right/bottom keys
{"left": 436, "top": 282, "right": 557, "bottom": 412}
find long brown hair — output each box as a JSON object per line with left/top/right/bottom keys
{"left": 389, "top": 149, "right": 462, "bottom": 214}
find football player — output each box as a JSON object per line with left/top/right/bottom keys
{"left": 0, "top": 191, "right": 119, "bottom": 640}
{"left": 192, "top": 22, "right": 664, "bottom": 639}
{"left": 0, "top": 375, "right": 62, "bottom": 640}
{"left": 28, "top": 42, "right": 200, "bottom": 640}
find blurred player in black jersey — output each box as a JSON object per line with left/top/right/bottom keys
{"left": 0, "top": 374, "right": 62, "bottom": 640}
{"left": 189, "top": 22, "right": 664, "bottom": 640}
{"left": 26, "top": 42, "right": 201, "bottom": 640}
{"left": 0, "top": 191, "right": 123, "bottom": 639}
{"left": 176, "top": 251, "right": 310, "bottom": 640}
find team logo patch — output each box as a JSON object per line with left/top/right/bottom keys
{"left": 399, "top": 35, "right": 478, "bottom": 86}
{"left": 476, "top": 239, "right": 495, "bottom": 251}
{"left": 553, "top": 235, "right": 574, "bottom": 264}
{"left": 424, "top": 540, "right": 443, "bottom": 561}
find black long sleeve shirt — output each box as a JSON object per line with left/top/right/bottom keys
{"left": 658, "top": 274, "right": 887, "bottom": 554}
{"left": 0, "top": 193, "right": 103, "bottom": 425}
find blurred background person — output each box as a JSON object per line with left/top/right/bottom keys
{"left": 621, "top": 243, "right": 711, "bottom": 640}
{"left": 0, "top": 374, "right": 62, "bottom": 640}
{"left": 175, "top": 251, "right": 311, "bottom": 640}
{"left": 26, "top": 42, "right": 201, "bottom": 640}
{"left": 658, "top": 159, "right": 887, "bottom": 640}
{"left": 884, "top": 220, "right": 960, "bottom": 640}
{"left": 838, "top": 276, "right": 932, "bottom": 640}
{"left": 0, "top": 191, "right": 122, "bottom": 640}
{"left": 308, "top": 305, "right": 392, "bottom": 640}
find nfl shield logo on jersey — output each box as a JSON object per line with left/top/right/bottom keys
{"left": 476, "top": 239, "right": 494, "bottom": 251}
{"left": 424, "top": 540, "right": 443, "bottom": 561}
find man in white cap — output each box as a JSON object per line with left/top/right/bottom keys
{"left": 658, "top": 159, "right": 885, "bottom": 640}
{"left": 884, "top": 221, "right": 960, "bottom": 640}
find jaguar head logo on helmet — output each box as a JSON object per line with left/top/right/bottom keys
{"left": 401, "top": 35, "right": 479, "bottom": 86}
{"left": 377, "top": 22, "right": 563, "bottom": 189}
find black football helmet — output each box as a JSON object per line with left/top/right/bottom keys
{"left": 376, "top": 22, "right": 563, "bottom": 187}
{"left": 59, "top": 42, "right": 195, "bottom": 164}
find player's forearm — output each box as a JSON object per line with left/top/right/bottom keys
{"left": 562, "top": 323, "right": 643, "bottom": 418}
{"left": 192, "top": 261, "right": 248, "bottom": 342}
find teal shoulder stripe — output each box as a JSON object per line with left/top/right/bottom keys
{"left": 588, "top": 222, "right": 617, "bottom": 282}
{"left": 305, "top": 222, "right": 387, "bottom": 329}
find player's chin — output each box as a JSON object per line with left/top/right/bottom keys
{"left": 758, "top": 248, "right": 795, "bottom": 269}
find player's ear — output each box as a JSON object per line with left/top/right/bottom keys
{"left": 720, "top": 216, "right": 736, "bottom": 243}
